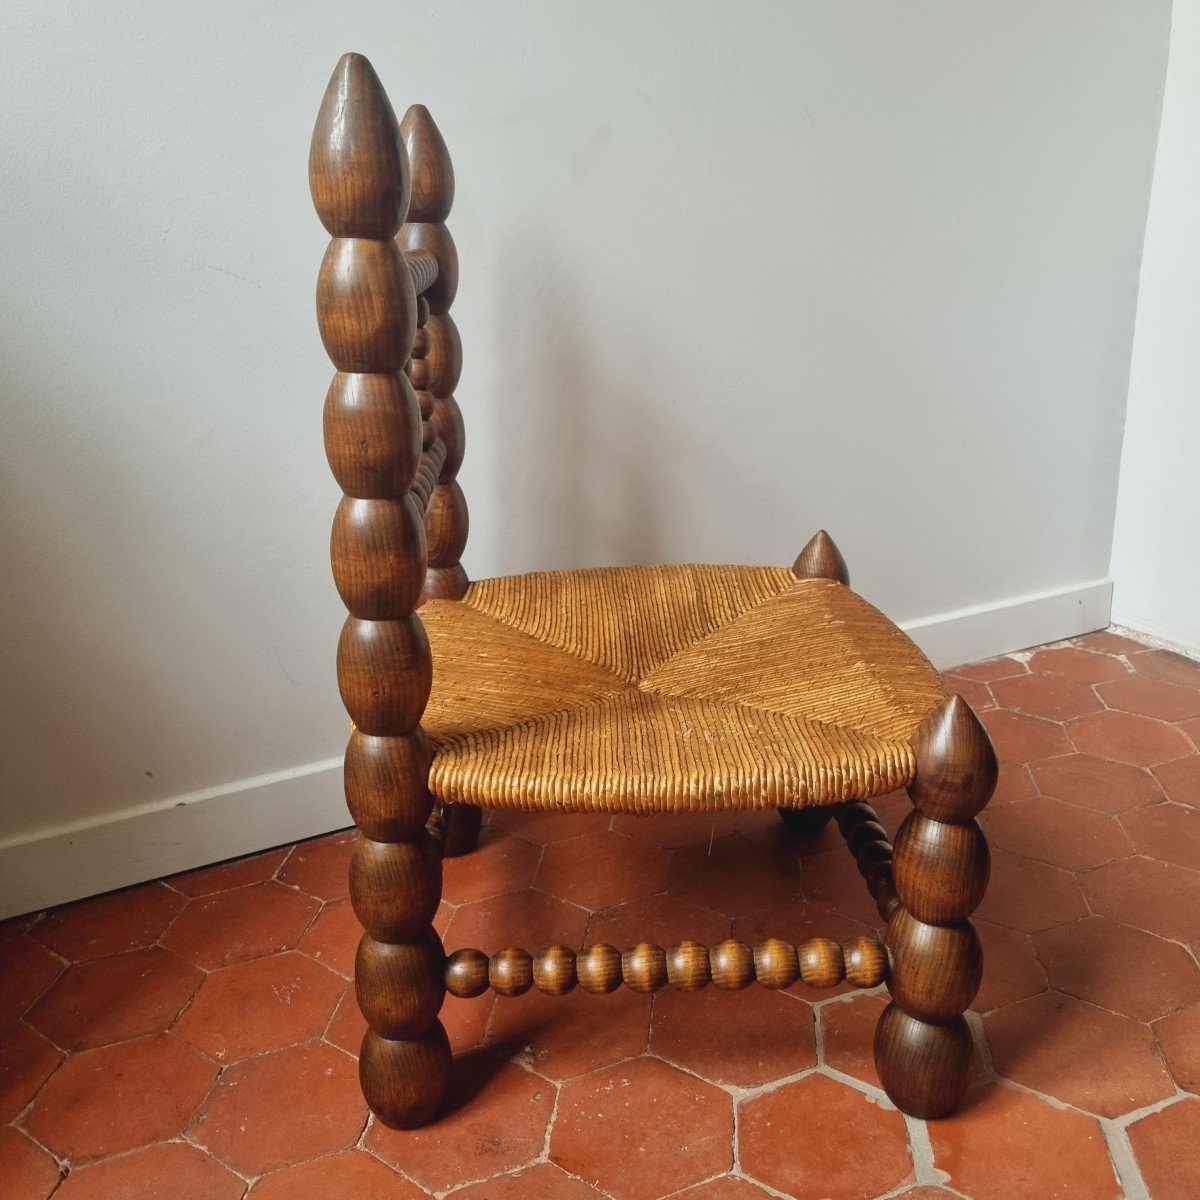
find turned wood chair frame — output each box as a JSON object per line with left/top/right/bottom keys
{"left": 311, "top": 54, "right": 996, "bottom": 1130}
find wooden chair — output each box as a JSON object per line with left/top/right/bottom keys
{"left": 310, "top": 54, "right": 996, "bottom": 1130}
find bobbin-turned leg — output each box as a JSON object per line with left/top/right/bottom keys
{"left": 778, "top": 806, "right": 837, "bottom": 837}
{"left": 874, "top": 695, "right": 996, "bottom": 1118}
{"left": 312, "top": 54, "right": 450, "bottom": 1128}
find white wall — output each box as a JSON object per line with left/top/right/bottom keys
{"left": 1112, "top": 1, "right": 1200, "bottom": 656}
{"left": 0, "top": 1, "right": 1171, "bottom": 915}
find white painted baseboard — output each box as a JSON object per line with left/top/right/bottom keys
{"left": 0, "top": 577, "right": 1112, "bottom": 919}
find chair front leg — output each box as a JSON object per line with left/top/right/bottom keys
{"left": 874, "top": 694, "right": 996, "bottom": 1118}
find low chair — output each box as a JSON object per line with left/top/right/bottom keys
{"left": 310, "top": 54, "right": 996, "bottom": 1130}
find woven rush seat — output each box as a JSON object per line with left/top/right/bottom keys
{"left": 419, "top": 564, "right": 946, "bottom": 813}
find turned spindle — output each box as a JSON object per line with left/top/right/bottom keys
{"left": 312, "top": 53, "right": 448, "bottom": 1130}
{"left": 875, "top": 694, "right": 996, "bottom": 1118}
{"left": 444, "top": 935, "right": 888, "bottom": 998}
{"left": 836, "top": 800, "right": 900, "bottom": 920}
{"left": 792, "top": 529, "right": 850, "bottom": 586}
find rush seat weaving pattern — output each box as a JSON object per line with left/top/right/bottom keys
{"left": 419, "top": 566, "right": 947, "bottom": 813}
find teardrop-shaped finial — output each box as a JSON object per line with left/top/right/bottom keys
{"left": 310, "top": 53, "right": 410, "bottom": 238}
{"left": 401, "top": 105, "right": 455, "bottom": 223}
{"left": 907, "top": 694, "right": 998, "bottom": 822}
{"left": 792, "top": 530, "right": 849, "bottom": 585}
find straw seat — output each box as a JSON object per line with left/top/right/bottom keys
{"left": 419, "top": 565, "right": 946, "bottom": 813}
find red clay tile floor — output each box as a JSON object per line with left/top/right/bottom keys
{"left": 3, "top": 628, "right": 1199, "bottom": 1199}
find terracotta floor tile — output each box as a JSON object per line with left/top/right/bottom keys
{"left": 671, "top": 1179, "right": 778, "bottom": 1199}
{"left": 1034, "top": 915, "right": 1200, "bottom": 1021}
{"left": 323, "top": 983, "right": 367, "bottom": 1054}
{"left": 737, "top": 806, "right": 844, "bottom": 853}
{"left": 1099, "top": 675, "right": 1200, "bottom": 723}
{"left": 1155, "top": 754, "right": 1200, "bottom": 807}
{"left": 983, "top": 991, "right": 1174, "bottom": 1117}
{"left": 979, "top": 709, "right": 1073, "bottom": 764}
{"left": 0, "top": 1125, "right": 62, "bottom": 1200}
{"left": 167, "top": 847, "right": 289, "bottom": 897}
{"left": 442, "top": 829, "right": 541, "bottom": 904}
{"left": 0, "top": 926, "right": 64, "bottom": 1023}
{"left": 1155, "top": 1004, "right": 1200, "bottom": 1092}
{"left": 952, "top": 655, "right": 1027, "bottom": 682}
{"left": 1075, "top": 630, "right": 1147, "bottom": 655}
{"left": 0, "top": 1021, "right": 64, "bottom": 1124}
{"left": 277, "top": 831, "right": 355, "bottom": 900}
{"left": 972, "top": 918, "right": 1048, "bottom": 1012}
{"left": 448, "top": 1161, "right": 602, "bottom": 1199}
{"left": 1130, "top": 647, "right": 1200, "bottom": 689}
{"left": 587, "top": 892, "right": 731, "bottom": 949}
{"left": 488, "top": 809, "right": 611, "bottom": 844}
{"left": 739, "top": 1073, "right": 911, "bottom": 1200}
{"left": 1079, "top": 856, "right": 1200, "bottom": 945}
{"left": 434, "top": 899, "right": 456, "bottom": 939}
{"left": 190, "top": 1040, "right": 365, "bottom": 1176}
{"left": 1031, "top": 753, "right": 1162, "bottom": 813}
{"left": 298, "top": 899, "right": 359, "bottom": 977}
{"left": 173, "top": 950, "right": 343, "bottom": 1061}
{"left": 551, "top": 1057, "right": 732, "bottom": 1200}
{"left": 652, "top": 985, "right": 815, "bottom": 1088}
{"left": 484, "top": 984, "right": 650, "bottom": 1080}
{"left": 940, "top": 670, "right": 995, "bottom": 711}
{"left": 26, "top": 948, "right": 201, "bottom": 1051}
{"left": 441, "top": 992, "right": 495, "bottom": 1055}
{"left": 734, "top": 897, "right": 874, "bottom": 1000}
{"left": 1182, "top": 716, "right": 1200, "bottom": 751}
{"left": 1028, "top": 646, "right": 1130, "bottom": 684}
{"left": 991, "top": 672, "right": 1102, "bottom": 721}
{"left": 536, "top": 831, "right": 668, "bottom": 910}
{"left": 368, "top": 1054, "right": 552, "bottom": 1192}
{"left": 928, "top": 1081, "right": 1118, "bottom": 1200}
{"left": 23, "top": 1033, "right": 216, "bottom": 1162}
{"left": 249, "top": 1148, "right": 429, "bottom": 1198}
{"left": 1126, "top": 1097, "right": 1200, "bottom": 1200}
{"left": 31, "top": 884, "right": 185, "bottom": 962}
{"left": 820, "top": 991, "right": 886, "bottom": 1087}
{"left": 162, "top": 881, "right": 319, "bottom": 971}
{"left": 982, "top": 795, "right": 1132, "bottom": 871}
{"left": 444, "top": 889, "right": 589, "bottom": 954}
{"left": 611, "top": 809, "right": 741, "bottom": 849}
{"left": 54, "top": 1142, "right": 244, "bottom": 1200}
{"left": 889, "top": 1190, "right": 961, "bottom": 1200}
{"left": 974, "top": 849, "right": 1088, "bottom": 933}
{"left": 801, "top": 846, "right": 885, "bottom": 928}
{"left": 669, "top": 835, "right": 805, "bottom": 920}
{"left": 1068, "top": 710, "right": 1192, "bottom": 767}
{"left": 1120, "top": 801, "right": 1200, "bottom": 871}
{"left": 989, "top": 760, "right": 1038, "bottom": 806}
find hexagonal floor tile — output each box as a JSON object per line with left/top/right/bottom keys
{"left": 972, "top": 919, "right": 1048, "bottom": 1013}
{"left": 820, "top": 992, "right": 886, "bottom": 1087}
{"left": 0, "top": 1125, "right": 61, "bottom": 1200}
{"left": 24, "top": 1033, "right": 216, "bottom": 1162}
{"left": 1130, "top": 648, "right": 1200, "bottom": 688}
{"left": 189, "top": 1040, "right": 366, "bottom": 1177}
{"left": 32, "top": 883, "right": 184, "bottom": 962}
{"left": 27, "top": 948, "right": 201, "bottom": 1051}
{"left": 1079, "top": 856, "right": 1200, "bottom": 945}
{"left": 1154, "top": 1004, "right": 1200, "bottom": 1093}
{"left": 974, "top": 849, "right": 1088, "bottom": 933}
{"left": 800, "top": 848, "right": 884, "bottom": 928}
{"left": 979, "top": 710, "right": 1073, "bottom": 764}
{"left": 1098, "top": 676, "right": 1200, "bottom": 722}
{"left": 1031, "top": 753, "right": 1161, "bottom": 813}
{"left": 940, "top": 670, "right": 995, "bottom": 711}
{"left": 448, "top": 1161, "right": 602, "bottom": 1199}
{"left": 442, "top": 829, "right": 542, "bottom": 904}
{"left": 167, "top": 847, "right": 289, "bottom": 897}
{"left": 1126, "top": 1097, "right": 1200, "bottom": 1200}
{"left": 551, "top": 1058, "right": 732, "bottom": 1200}
{"left": 0, "top": 1020, "right": 65, "bottom": 1124}
{"left": 982, "top": 796, "right": 1132, "bottom": 871}
{"left": 162, "top": 881, "right": 319, "bottom": 970}
{"left": 0, "top": 924, "right": 64, "bottom": 1023}
{"left": 173, "top": 950, "right": 344, "bottom": 1061}
{"left": 587, "top": 892, "right": 730, "bottom": 950}
{"left": 983, "top": 991, "right": 1173, "bottom": 1117}
{"left": 248, "top": 1149, "right": 429, "bottom": 1198}
{"left": 669, "top": 1179, "right": 779, "bottom": 1199}
{"left": 1120, "top": 802, "right": 1200, "bottom": 871}
{"left": 1068, "top": 711, "right": 1192, "bottom": 767}
{"left": 489, "top": 809, "right": 611, "bottom": 844}
{"left": 368, "top": 1054, "right": 552, "bottom": 1192}
{"left": 1028, "top": 646, "right": 1129, "bottom": 684}
{"left": 297, "top": 899, "right": 359, "bottom": 977}
{"left": 1034, "top": 916, "right": 1200, "bottom": 1022}
{"left": 928, "top": 1081, "right": 1119, "bottom": 1200}
{"left": 991, "top": 672, "right": 1102, "bottom": 722}
{"left": 953, "top": 656, "right": 1027, "bottom": 682}
{"left": 277, "top": 831, "right": 355, "bottom": 900}
{"left": 610, "top": 809, "right": 740, "bottom": 849}
{"left": 484, "top": 984, "right": 650, "bottom": 1081}
{"left": 1155, "top": 755, "right": 1200, "bottom": 807}
{"left": 669, "top": 836, "right": 802, "bottom": 919}
{"left": 738, "top": 1073, "right": 911, "bottom": 1200}
{"left": 652, "top": 985, "right": 815, "bottom": 1088}
{"left": 536, "top": 831, "right": 668, "bottom": 910}
{"left": 444, "top": 889, "right": 589, "bottom": 954}
{"left": 53, "top": 1142, "right": 244, "bottom": 1200}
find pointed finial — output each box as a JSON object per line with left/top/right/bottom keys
{"left": 792, "top": 530, "right": 849, "bottom": 585}
{"left": 401, "top": 105, "right": 455, "bottom": 223}
{"left": 908, "top": 694, "right": 998, "bottom": 822}
{"left": 310, "top": 53, "right": 410, "bottom": 238}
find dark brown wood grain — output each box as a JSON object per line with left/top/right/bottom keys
{"left": 791, "top": 529, "right": 850, "bottom": 585}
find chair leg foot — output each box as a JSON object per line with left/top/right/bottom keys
{"left": 360, "top": 1025, "right": 452, "bottom": 1129}
{"left": 442, "top": 803, "right": 482, "bottom": 856}
{"left": 874, "top": 1004, "right": 973, "bottom": 1118}
{"left": 778, "top": 806, "right": 836, "bottom": 837}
